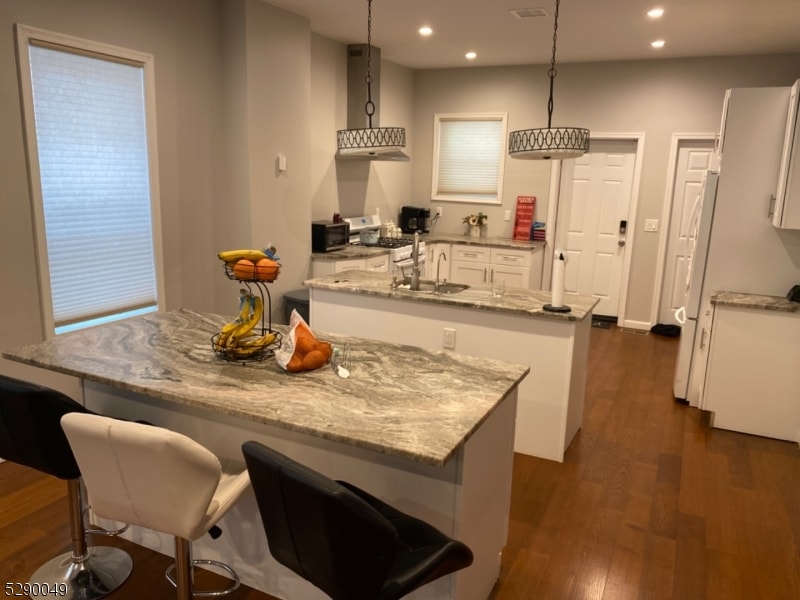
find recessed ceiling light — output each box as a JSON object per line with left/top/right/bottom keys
{"left": 418, "top": 25, "right": 433, "bottom": 37}
{"left": 647, "top": 8, "right": 664, "bottom": 19}
{"left": 651, "top": 40, "right": 666, "bottom": 49}
{"left": 465, "top": 51, "right": 477, "bottom": 61}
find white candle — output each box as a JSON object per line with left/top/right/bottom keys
{"left": 551, "top": 252, "right": 566, "bottom": 307}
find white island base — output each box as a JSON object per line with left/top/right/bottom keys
{"left": 84, "top": 379, "right": 517, "bottom": 600}
{"left": 310, "top": 287, "right": 592, "bottom": 462}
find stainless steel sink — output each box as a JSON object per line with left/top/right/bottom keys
{"left": 413, "top": 280, "right": 470, "bottom": 294}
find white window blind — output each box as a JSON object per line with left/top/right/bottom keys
{"left": 432, "top": 114, "right": 507, "bottom": 204}
{"left": 24, "top": 38, "right": 159, "bottom": 332}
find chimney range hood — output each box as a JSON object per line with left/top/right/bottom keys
{"left": 336, "top": 44, "right": 409, "bottom": 162}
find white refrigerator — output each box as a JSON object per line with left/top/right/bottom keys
{"left": 673, "top": 85, "right": 800, "bottom": 406}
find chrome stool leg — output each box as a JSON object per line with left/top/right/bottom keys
{"left": 166, "top": 537, "right": 240, "bottom": 599}
{"left": 29, "top": 479, "right": 132, "bottom": 600}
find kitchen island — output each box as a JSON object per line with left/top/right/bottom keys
{"left": 305, "top": 270, "right": 599, "bottom": 462}
{"left": 4, "top": 309, "right": 529, "bottom": 600}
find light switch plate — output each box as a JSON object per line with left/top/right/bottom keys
{"left": 645, "top": 219, "right": 659, "bottom": 232}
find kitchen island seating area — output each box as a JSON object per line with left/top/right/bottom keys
{"left": 60, "top": 413, "right": 251, "bottom": 600}
{"left": 4, "top": 309, "right": 527, "bottom": 599}
{"left": 242, "top": 440, "right": 475, "bottom": 600}
{"left": 0, "top": 375, "right": 133, "bottom": 599}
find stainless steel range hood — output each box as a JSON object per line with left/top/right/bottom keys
{"left": 336, "top": 44, "right": 409, "bottom": 162}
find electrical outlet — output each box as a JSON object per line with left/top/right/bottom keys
{"left": 443, "top": 327, "right": 456, "bottom": 349}
{"left": 435, "top": 206, "right": 443, "bottom": 217}
{"left": 504, "top": 210, "right": 511, "bottom": 221}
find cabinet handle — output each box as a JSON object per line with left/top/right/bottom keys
{"left": 768, "top": 193, "right": 776, "bottom": 219}
{"left": 700, "top": 328, "right": 708, "bottom": 350}
{"left": 463, "top": 252, "right": 479, "bottom": 258}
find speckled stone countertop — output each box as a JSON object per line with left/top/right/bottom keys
{"left": 310, "top": 234, "right": 545, "bottom": 260}
{"left": 3, "top": 309, "right": 529, "bottom": 467}
{"left": 305, "top": 269, "right": 598, "bottom": 322}
{"left": 711, "top": 291, "right": 800, "bottom": 313}
{"left": 421, "top": 233, "right": 546, "bottom": 250}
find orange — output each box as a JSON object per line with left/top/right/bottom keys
{"left": 232, "top": 259, "right": 256, "bottom": 280}
{"left": 255, "top": 258, "right": 280, "bottom": 281}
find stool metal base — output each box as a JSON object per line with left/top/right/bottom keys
{"left": 166, "top": 559, "right": 240, "bottom": 598}
{"left": 29, "top": 546, "right": 133, "bottom": 600}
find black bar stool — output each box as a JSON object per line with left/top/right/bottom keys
{"left": 0, "top": 375, "right": 132, "bottom": 599}
{"left": 242, "top": 440, "right": 474, "bottom": 600}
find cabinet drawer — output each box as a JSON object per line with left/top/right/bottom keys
{"left": 452, "top": 244, "right": 491, "bottom": 263}
{"left": 490, "top": 247, "right": 532, "bottom": 268}
{"left": 333, "top": 258, "right": 365, "bottom": 272}
{"left": 365, "top": 255, "right": 389, "bottom": 272}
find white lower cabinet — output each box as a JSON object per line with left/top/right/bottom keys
{"left": 704, "top": 305, "right": 800, "bottom": 442}
{"left": 450, "top": 244, "right": 541, "bottom": 289}
{"left": 312, "top": 254, "right": 388, "bottom": 277}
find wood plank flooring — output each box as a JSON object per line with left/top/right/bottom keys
{"left": 1, "top": 325, "right": 798, "bottom": 599}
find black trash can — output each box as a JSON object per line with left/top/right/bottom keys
{"left": 283, "top": 289, "right": 310, "bottom": 325}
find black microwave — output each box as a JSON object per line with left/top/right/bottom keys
{"left": 311, "top": 221, "right": 349, "bottom": 253}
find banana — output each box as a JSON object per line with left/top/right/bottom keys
{"left": 238, "top": 331, "right": 278, "bottom": 348}
{"left": 229, "top": 295, "right": 263, "bottom": 344}
{"left": 217, "top": 249, "right": 268, "bottom": 264}
{"left": 215, "top": 292, "right": 255, "bottom": 349}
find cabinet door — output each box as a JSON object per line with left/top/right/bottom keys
{"left": 491, "top": 265, "right": 529, "bottom": 288}
{"left": 426, "top": 243, "right": 451, "bottom": 280}
{"left": 451, "top": 261, "right": 487, "bottom": 284}
{"left": 704, "top": 305, "right": 800, "bottom": 441}
{"left": 774, "top": 80, "right": 800, "bottom": 229}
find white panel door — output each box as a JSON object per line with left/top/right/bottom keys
{"left": 558, "top": 140, "right": 636, "bottom": 317}
{"left": 659, "top": 141, "right": 715, "bottom": 324}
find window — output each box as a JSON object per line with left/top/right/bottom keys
{"left": 431, "top": 113, "right": 507, "bottom": 204}
{"left": 16, "top": 25, "right": 164, "bottom": 336}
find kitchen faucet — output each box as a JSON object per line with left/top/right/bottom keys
{"left": 434, "top": 251, "right": 447, "bottom": 293}
{"left": 410, "top": 232, "right": 421, "bottom": 291}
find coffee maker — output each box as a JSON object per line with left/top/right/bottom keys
{"left": 400, "top": 206, "right": 431, "bottom": 234}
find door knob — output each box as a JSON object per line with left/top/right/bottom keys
{"left": 618, "top": 240, "right": 626, "bottom": 247}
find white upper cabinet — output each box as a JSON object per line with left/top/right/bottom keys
{"left": 773, "top": 79, "right": 800, "bottom": 229}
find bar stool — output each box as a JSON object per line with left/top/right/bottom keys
{"left": 242, "top": 440, "right": 474, "bottom": 600}
{"left": 0, "top": 375, "right": 132, "bottom": 599}
{"left": 61, "top": 413, "right": 251, "bottom": 600}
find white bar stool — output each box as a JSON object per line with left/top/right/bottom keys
{"left": 61, "top": 413, "right": 250, "bottom": 600}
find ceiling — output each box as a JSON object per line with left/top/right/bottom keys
{"left": 264, "top": 0, "right": 800, "bottom": 69}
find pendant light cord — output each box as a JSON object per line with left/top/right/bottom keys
{"left": 546, "top": 0, "right": 561, "bottom": 130}
{"left": 364, "top": 0, "right": 375, "bottom": 129}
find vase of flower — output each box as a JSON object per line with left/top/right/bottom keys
{"left": 463, "top": 212, "right": 488, "bottom": 238}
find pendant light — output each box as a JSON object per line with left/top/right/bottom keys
{"left": 336, "top": 0, "right": 406, "bottom": 159}
{"left": 508, "top": 0, "right": 589, "bottom": 160}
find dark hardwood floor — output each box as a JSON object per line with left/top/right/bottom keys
{"left": 1, "top": 325, "right": 798, "bottom": 599}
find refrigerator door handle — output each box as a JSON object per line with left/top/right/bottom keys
{"left": 700, "top": 327, "right": 708, "bottom": 350}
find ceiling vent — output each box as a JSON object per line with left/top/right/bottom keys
{"left": 510, "top": 8, "right": 549, "bottom": 19}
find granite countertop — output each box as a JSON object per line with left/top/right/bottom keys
{"left": 311, "top": 234, "right": 545, "bottom": 260}
{"left": 3, "top": 309, "right": 529, "bottom": 467}
{"left": 711, "top": 291, "right": 800, "bottom": 313}
{"left": 421, "top": 233, "right": 546, "bottom": 250}
{"left": 304, "top": 269, "right": 598, "bottom": 322}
